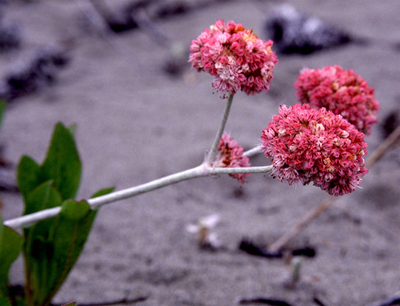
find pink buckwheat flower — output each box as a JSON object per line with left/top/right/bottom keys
{"left": 261, "top": 104, "right": 368, "bottom": 196}
{"left": 189, "top": 20, "right": 278, "bottom": 97}
{"left": 213, "top": 133, "right": 251, "bottom": 183}
{"left": 294, "top": 65, "right": 379, "bottom": 135}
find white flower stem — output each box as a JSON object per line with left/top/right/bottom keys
{"left": 4, "top": 206, "right": 63, "bottom": 230}
{"left": 205, "top": 93, "right": 234, "bottom": 165}
{"left": 4, "top": 163, "right": 272, "bottom": 229}
{"left": 210, "top": 165, "right": 272, "bottom": 175}
{"left": 243, "top": 145, "right": 262, "bottom": 157}
{"left": 88, "top": 165, "right": 206, "bottom": 209}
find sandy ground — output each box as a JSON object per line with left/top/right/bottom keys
{"left": 1, "top": 1, "right": 400, "bottom": 305}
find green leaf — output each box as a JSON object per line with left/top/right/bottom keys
{"left": 15, "top": 296, "right": 25, "bottom": 306}
{"left": 40, "top": 122, "right": 81, "bottom": 201}
{"left": 0, "top": 228, "right": 24, "bottom": 295}
{"left": 49, "top": 200, "right": 97, "bottom": 298}
{"left": 17, "top": 155, "right": 41, "bottom": 202}
{"left": 23, "top": 182, "right": 63, "bottom": 306}
{"left": 91, "top": 186, "right": 115, "bottom": 199}
{"left": 17, "top": 123, "right": 82, "bottom": 204}
{"left": 23, "top": 181, "right": 62, "bottom": 217}
{"left": 19, "top": 122, "right": 89, "bottom": 306}
{"left": 0, "top": 294, "right": 12, "bottom": 306}
{"left": 28, "top": 200, "right": 97, "bottom": 306}
{"left": 18, "top": 123, "right": 91, "bottom": 306}
{"left": 0, "top": 214, "right": 24, "bottom": 301}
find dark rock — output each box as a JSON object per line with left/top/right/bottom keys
{"left": 0, "top": 0, "right": 21, "bottom": 52}
{"left": 264, "top": 4, "right": 352, "bottom": 55}
{"left": 239, "top": 297, "right": 294, "bottom": 306}
{"left": 0, "top": 48, "right": 70, "bottom": 101}
{"left": 381, "top": 110, "right": 400, "bottom": 139}
{"left": 238, "top": 238, "right": 282, "bottom": 258}
{"left": 238, "top": 237, "right": 317, "bottom": 259}
{"left": 0, "top": 19, "right": 20, "bottom": 52}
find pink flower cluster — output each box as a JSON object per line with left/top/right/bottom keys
{"left": 213, "top": 133, "right": 250, "bottom": 183}
{"left": 294, "top": 65, "right": 379, "bottom": 135}
{"left": 189, "top": 20, "right": 278, "bottom": 97}
{"left": 261, "top": 104, "right": 368, "bottom": 196}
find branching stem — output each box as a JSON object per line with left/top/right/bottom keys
{"left": 4, "top": 163, "right": 272, "bottom": 229}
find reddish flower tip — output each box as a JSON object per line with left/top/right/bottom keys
{"left": 213, "top": 133, "right": 251, "bottom": 183}
{"left": 189, "top": 20, "right": 278, "bottom": 97}
{"left": 294, "top": 65, "right": 379, "bottom": 135}
{"left": 261, "top": 104, "right": 368, "bottom": 196}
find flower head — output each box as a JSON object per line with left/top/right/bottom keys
{"left": 189, "top": 20, "right": 278, "bottom": 97}
{"left": 261, "top": 104, "right": 368, "bottom": 196}
{"left": 213, "top": 133, "right": 250, "bottom": 183}
{"left": 294, "top": 65, "right": 379, "bottom": 135}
